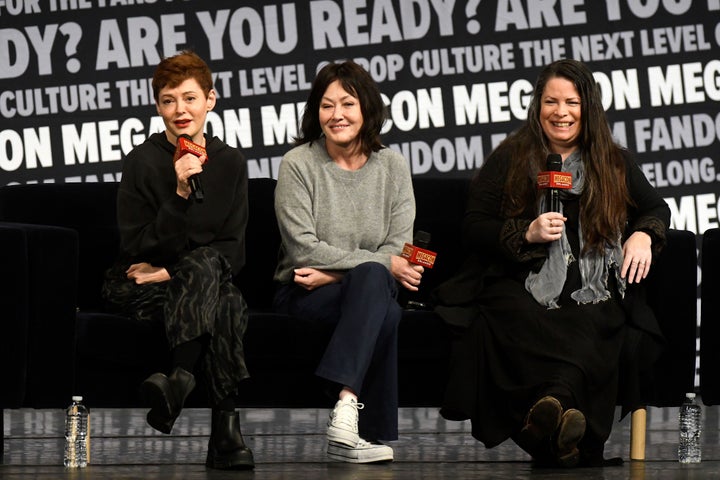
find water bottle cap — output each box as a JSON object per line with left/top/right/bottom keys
{"left": 686, "top": 392, "right": 696, "bottom": 399}
{"left": 72, "top": 395, "right": 83, "bottom": 402}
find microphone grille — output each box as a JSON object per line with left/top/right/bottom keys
{"left": 546, "top": 153, "right": 562, "bottom": 171}
{"left": 414, "top": 230, "right": 431, "bottom": 248}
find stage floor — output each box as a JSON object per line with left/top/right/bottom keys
{"left": 3, "top": 404, "right": 719, "bottom": 479}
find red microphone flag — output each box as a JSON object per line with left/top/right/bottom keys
{"left": 401, "top": 243, "right": 437, "bottom": 269}
{"left": 173, "top": 135, "right": 207, "bottom": 164}
{"left": 537, "top": 171, "right": 572, "bottom": 190}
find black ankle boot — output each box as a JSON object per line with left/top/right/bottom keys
{"left": 205, "top": 409, "right": 255, "bottom": 470}
{"left": 141, "top": 367, "right": 196, "bottom": 434}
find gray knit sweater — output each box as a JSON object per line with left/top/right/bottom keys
{"left": 273, "top": 141, "right": 415, "bottom": 284}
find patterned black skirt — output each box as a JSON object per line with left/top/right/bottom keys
{"left": 101, "top": 246, "right": 249, "bottom": 403}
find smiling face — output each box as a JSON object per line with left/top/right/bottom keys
{"left": 319, "top": 80, "right": 364, "bottom": 151}
{"left": 540, "top": 76, "right": 582, "bottom": 156}
{"left": 156, "top": 78, "right": 215, "bottom": 145}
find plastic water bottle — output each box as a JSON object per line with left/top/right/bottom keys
{"left": 678, "top": 392, "right": 701, "bottom": 463}
{"left": 64, "top": 395, "right": 90, "bottom": 468}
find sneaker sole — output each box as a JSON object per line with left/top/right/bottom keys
{"left": 327, "top": 444, "right": 393, "bottom": 464}
{"left": 327, "top": 425, "right": 359, "bottom": 448}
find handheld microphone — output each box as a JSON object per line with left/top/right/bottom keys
{"left": 537, "top": 153, "right": 571, "bottom": 212}
{"left": 173, "top": 134, "right": 206, "bottom": 201}
{"left": 400, "top": 230, "right": 438, "bottom": 310}
{"left": 401, "top": 230, "right": 437, "bottom": 269}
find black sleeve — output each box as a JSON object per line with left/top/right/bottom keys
{"left": 463, "top": 152, "right": 546, "bottom": 263}
{"left": 116, "top": 143, "right": 192, "bottom": 267}
{"left": 624, "top": 151, "right": 671, "bottom": 256}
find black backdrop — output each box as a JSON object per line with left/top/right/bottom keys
{"left": 1, "top": 2, "right": 718, "bottom": 236}
{"left": 1, "top": 2, "right": 717, "bottom": 349}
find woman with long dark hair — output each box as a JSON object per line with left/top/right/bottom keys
{"left": 435, "top": 59, "right": 670, "bottom": 467}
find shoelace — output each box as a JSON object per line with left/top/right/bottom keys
{"left": 331, "top": 400, "right": 365, "bottom": 429}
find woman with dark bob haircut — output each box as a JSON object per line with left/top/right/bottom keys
{"left": 273, "top": 60, "right": 423, "bottom": 464}
{"left": 434, "top": 59, "right": 670, "bottom": 468}
{"left": 297, "top": 61, "right": 386, "bottom": 153}
{"left": 102, "top": 50, "right": 254, "bottom": 470}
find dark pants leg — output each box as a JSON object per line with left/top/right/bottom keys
{"left": 274, "top": 262, "right": 401, "bottom": 441}
{"left": 102, "top": 246, "right": 249, "bottom": 404}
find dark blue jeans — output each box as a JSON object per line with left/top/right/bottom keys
{"left": 273, "top": 262, "right": 401, "bottom": 441}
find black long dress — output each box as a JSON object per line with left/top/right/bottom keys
{"left": 434, "top": 147, "right": 670, "bottom": 464}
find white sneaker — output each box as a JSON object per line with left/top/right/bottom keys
{"left": 327, "top": 398, "right": 363, "bottom": 447}
{"left": 327, "top": 439, "right": 394, "bottom": 464}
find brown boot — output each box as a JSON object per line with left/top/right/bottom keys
{"left": 141, "top": 367, "right": 196, "bottom": 434}
{"left": 555, "top": 409, "right": 586, "bottom": 467}
{"left": 205, "top": 409, "right": 255, "bottom": 470}
{"left": 515, "top": 396, "right": 563, "bottom": 461}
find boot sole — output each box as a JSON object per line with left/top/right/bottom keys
{"left": 146, "top": 409, "right": 176, "bottom": 435}
{"left": 526, "top": 396, "right": 563, "bottom": 437}
{"left": 206, "top": 448, "right": 255, "bottom": 470}
{"left": 556, "top": 409, "right": 586, "bottom": 467}
{"left": 141, "top": 374, "right": 176, "bottom": 434}
{"left": 515, "top": 396, "right": 563, "bottom": 458}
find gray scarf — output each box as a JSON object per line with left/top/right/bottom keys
{"left": 525, "top": 151, "right": 626, "bottom": 309}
